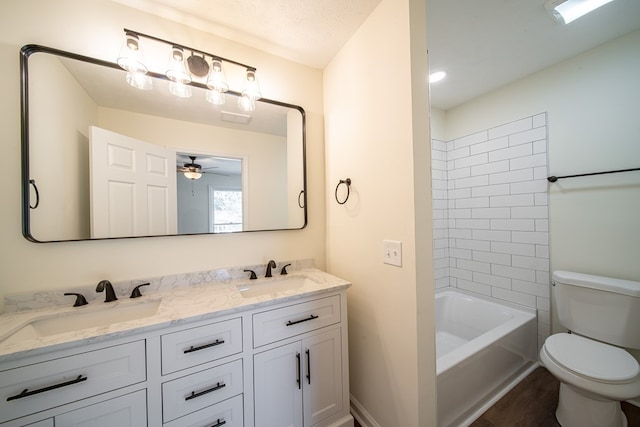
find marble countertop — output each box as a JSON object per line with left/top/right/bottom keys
{"left": 0, "top": 268, "right": 350, "bottom": 362}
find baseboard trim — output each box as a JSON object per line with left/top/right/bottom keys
{"left": 350, "top": 395, "right": 381, "bottom": 427}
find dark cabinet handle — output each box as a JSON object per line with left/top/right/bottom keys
{"left": 296, "top": 352, "right": 301, "bottom": 389}
{"left": 306, "top": 349, "right": 311, "bottom": 385}
{"left": 185, "top": 382, "right": 226, "bottom": 401}
{"left": 286, "top": 314, "right": 318, "bottom": 326}
{"left": 7, "top": 375, "right": 87, "bottom": 401}
{"left": 209, "top": 419, "right": 226, "bottom": 427}
{"left": 184, "top": 339, "right": 225, "bottom": 354}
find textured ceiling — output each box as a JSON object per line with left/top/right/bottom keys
{"left": 111, "top": 0, "right": 640, "bottom": 110}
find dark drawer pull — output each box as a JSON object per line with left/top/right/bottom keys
{"left": 209, "top": 418, "right": 226, "bottom": 427}
{"left": 7, "top": 375, "right": 87, "bottom": 402}
{"left": 184, "top": 339, "right": 225, "bottom": 354}
{"left": 286, "top": 314, "right": 318, "bottom": 326}
{"left": 185, "top": 382, "right": 226, "bottom": 401}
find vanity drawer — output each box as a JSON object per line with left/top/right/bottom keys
{"left": 0, "top": 340, "right": 146, "bottom": 424}
{"left": 161, "top": 317, "right": 242, "bottom": 375}
{"left": 253, "top": 295, "right": 341, "bottom": 347}
{"left": 162, "top": 359, "right": 243, "bottom": 423}
{"left": 163, "top": 394, "right": 243, "bottom": 427}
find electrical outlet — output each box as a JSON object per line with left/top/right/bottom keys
{"left": 383, "top": 240, "right": 402, "bottom": 267}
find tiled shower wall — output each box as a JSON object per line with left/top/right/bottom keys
{"left": 432, "top": 113, "right": 551, "bottom": 347}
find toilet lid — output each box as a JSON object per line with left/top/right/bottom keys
{"left": 545, "top": 333, "right": 640, "bottom": 382}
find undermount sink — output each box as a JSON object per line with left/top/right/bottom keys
{"left": 0, "top": 299, "right": 161, "bottom": 347}
{"left": 236, "top": 276, "right": 315, "bottom": 298}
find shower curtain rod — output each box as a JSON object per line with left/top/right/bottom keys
{"left": 547, "top": 167, "right": 640, "bottom": 182}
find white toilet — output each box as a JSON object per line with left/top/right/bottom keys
{"left": 540, "top": 271, "right": 640, "bottom": 427}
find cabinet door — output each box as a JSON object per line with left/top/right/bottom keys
{"left": 55, "top": 389, "right": 146, "bottom": 427}
{"left": 303, "top": 328, "right": 343, "bottom": 426}
{"left": 254, "top": 341, "right": 303, "bottom": 427}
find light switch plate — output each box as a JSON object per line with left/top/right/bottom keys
{"left": 383, "top": 240, "right": 402, "bottom": 267}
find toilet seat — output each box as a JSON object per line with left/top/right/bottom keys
{"left": 544, "top": 333, "right": 639, "bottom": 383}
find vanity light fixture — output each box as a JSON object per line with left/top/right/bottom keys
{"left": 544, "top": 0, "right": 615, "bottom": 24}
{"left": 116, "top": 29, "right": 261, "bottom": 110}
{"left": 429, "top": 70, "right": 447, "bottom": 83}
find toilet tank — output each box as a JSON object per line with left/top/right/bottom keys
{"left": 553, "top": 271, "right": 640, "bottom": 349}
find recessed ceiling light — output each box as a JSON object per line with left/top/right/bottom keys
{"left": 544, "top": 0, "right": 615, "bottom": 24}
{"left": 429, "top": 71, "right": 447, "bottom": 83}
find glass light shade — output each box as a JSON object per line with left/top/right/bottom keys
{"left": 429, "top": 71, "right": 447, "bottom": 83}
{"left": 117, "top": 33, "right": 148, "bottom": 74}
{"left": 184, "top": 171, "right": 202, "bottom": 180}
{"left": 125, "top": 72, "right": 153, "bottom": 90}
{"left": 166, "top": 46, "right": 192, "bottom": 84}
{"left": 237, "top": 94, "right": 256, "bottom": 112}
{"left": 241, "top": 69, "right": 262, "bottom": 101}
{"left": 169, "top": 81, "right": 192, "bottom": 98}
{"left": 206, "top": 89, "right": 226, "bottom": 105}
{"left": 545, "top": 0, "right": 614, "bottom": 24}
{"left": 206, "top": 59, "right": 229, "bottom": 93}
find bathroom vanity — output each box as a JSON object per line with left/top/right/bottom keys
{"left": 0, "top": 266, "right": 352, "bottom": 427}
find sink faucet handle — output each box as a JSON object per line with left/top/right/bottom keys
{"left": 130, "top": 283, "right": 150, "bottom": 298}
{"left": 96, "top": 280, "right": 118, "bottom": 302}
{"left": 244, "top": 269, "right": 257, "bottom": 280}
{"left": 265, "top": 260, "right": 277, "bottom": 278}
{"left": 64, "top": 292, "right": 88, "bottom": 307}
{"left": 280, "top": 264, "right": 292, "bottom": 275}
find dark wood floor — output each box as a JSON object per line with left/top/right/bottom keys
{"left": 353, "top": 367, "right": 640, "bottom": 426}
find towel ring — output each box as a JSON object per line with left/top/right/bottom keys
{"left": 29, "top": 179, "right": 40, "bottom": 209}
{"left": 298, "top": 190, "right": 305, "bottom": 208}
{"left": 335, "top": 178, "right": 351, "bottom": 205}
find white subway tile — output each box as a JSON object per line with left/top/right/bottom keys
{"left": 449, "top": 188, "right": 472, "bottom": 199}
{"left": 537, "top": 296, "right": 550, "bottom": 311}
{"left": 510, "top": 153, "right": 547, "bottom": 171}
{"left": 473, "top": 272, "right": 511, "bottom": 289}
{"left": 535, "top": 219, "right": 549, "bottom": 232}
{"left": 490, "top": 194, "right": 534, "bottom": 207}
{"left": 534, "top": 193, "right": 548, "bottom": 206}
{"left": 472, "top": 229, "right": 511, "bottom": 242}
{"left": 512, "top": 255, "right": 549, "bottom": 271}
{"left": 455, "top": 153, "right": 489, "bottom": 169}
{"left": 491, "top": 241, "right": 536, "bottom": 256}
{"left": 432, "top": 209, "right": 448, "bottom": 220}
{"left": 472, "top": 160, "right": 510, "bottom": 176}
{"left": 455, "top": 219, "right": 491, "bottom": 229}
{"left": 510, "top": 179, "right": 548, "bottom": 194}
{"left": 533, "top": 140, "right": 547, "bottom": 154}
{"left": 456, "top": 239, "right": 491, "bottom": 251}
{"left": 434, "top": 239, "right": 449, "bottom": 249}
{"left": 457, "top": 279, "right": 492, "bottom": 296}
{"left": 434, "top": 258, "right": 450, "bottom": 269}
{"left": 456, "top": 197, "right": 490, "bottom": 209}
{"left": 449, "top": 167, "right": 471, "bottom": 180}
{"left": 492, "top": 264, "right": 536, "bottom": 281}
{"left": 472, "top": 207, "right": 511, "bottom": 218}
{"left": 492, "top": 288, "right": 537, "bottom": 308}
{"left": 447, "top": 160, "right": 456, "bottom": 171}
{"left": 448, "top": 180, "right": 456, "bottom": 190}
{"left": 432, "top": 189, "right": 447, "bottom": 200}
{"left": 432, "top": 159, "right": 447, "bottom": 171}
{"left": 450, "top": 228, "right": 472, "bottom": 239}
{"left": 450, "top": 248, "right": 473, "bottom": 260}
{"left": 432, "top": 179, "right": 448, "bottom": 190}
{"left": 432, "top": 139, "right": 448, "bottom": 151}
{"left": 470, "top": 136, "right": 509, "bottom": 155}
{"left": 537, "top": 271, "right": 551, "bottom": 285}
{"left": 450, "top": 208, "right": 472, "bottom": 219}
{"left": 432, "top": 199, "right": 448, "bottom": 210}
{"left": 434, "top": 248, "right": 448, "bottom": 259}
{"left": 431, "top": 149, "right": 446, "bottom": 161}
{"left": 433, "top": 219, "right": 449, "bottom": 229}
{"left": 512, "top": 279, "right": 550, "bottom": 298}
{"left": 537, "top": 308, "right": 551, "bottom": 325}
{"left": 512, "top": 231, "right": 549, "bottom": 245}
{"left": 454, "top": 130, "right": 488, "bottom": 148}
{"left": 450, "top": 267, "right": 473, "bottom": 281}
{"left": 473, "top": 250, "right": 511, "bottom": 266}
{"left": 488, "top": 144, "right": 532, "bottom": 162}
{"left": 511, "top": 206, "right": 548, "bottom": 219}
{"left": 457, "top": 259, "right": 491, "bottom": 274}
{"left": 449, "top": 146, "right": 470, "bottom": 160}
{"left": 432, "top": 169, "right": 446, "bottom": 180}
{"left": 536, "top": 245, "right": 549, "bottom": 259}
{"left": 455, "top": 175, "right": 489, "bottom": 189}
{"left": 508, "top": 127, "right": 546, "bottom": 147}
{"left": 435, "top": 278, "right": 450, "bottom": 288}
{"left": 472, "top": 184, "right": 510, "bottom": 197}
{"left": 488, "top": 117, "right": 532, "bottom": 139}
{"left": 534, "top": 166, "right": 548, "bottom": 180}
{"left": 489, "top": 168, "right": 534, "bottom": 185}
{"left": 491, "top": 219, "right": 535, "bottom": 231}
{"left": 532, "top": 113, "right": 546, "bottom": 128}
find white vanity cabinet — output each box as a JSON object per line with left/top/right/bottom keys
{"left": 252, "top": 295, "right": 348, "bottom": 427}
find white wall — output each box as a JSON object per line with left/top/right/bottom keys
{"left": 324, "top": 0, "right": 435, "bottom": 425}
{"left": 0, "top": 0, "right": 325, "bottom": 313}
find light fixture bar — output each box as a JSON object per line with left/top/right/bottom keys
{"left": 124, "top": 28, "right": 256, "bottom": 71}
{"left": 544, "top": 0, "right": 615, "bottom": 24}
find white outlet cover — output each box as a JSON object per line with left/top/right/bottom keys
{"left": 383, "top": 240, "right": 402, "bottom": 267}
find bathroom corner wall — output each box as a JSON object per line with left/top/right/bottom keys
{"left": 432, "top": 114, "right": 551, "bottom": 347}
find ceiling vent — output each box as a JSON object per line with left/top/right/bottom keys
{"left": 220, "top": 111, "right": 252, "bottom": 125}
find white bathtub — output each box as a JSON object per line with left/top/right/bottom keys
{"left": 436, "top": 288, "right": 538, "bottom": 427}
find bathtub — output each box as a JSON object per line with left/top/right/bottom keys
{"left": 435, "top": 288, "right": 538, "bottom": 427}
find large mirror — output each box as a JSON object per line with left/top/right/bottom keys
{"left": 21, "top": 45, "right": 306, "bottom": 242}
